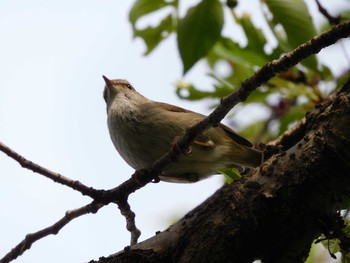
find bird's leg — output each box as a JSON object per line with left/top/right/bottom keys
{"left": 132, "top": 168, "right": 160, "bottom": 186}
{"left": 171, "top": 136, "right": 192, "bottom": 155}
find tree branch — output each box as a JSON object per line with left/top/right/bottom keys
{"left": 0, "top": 142, "right": 141, "bottom": 261}
{"left": 315, "top": 0, "right": 341, "bottom": 25}
{"left": 0, "top": 201, "right": 103, "bottom": 263}
{"left": 92, "top": 90, "right": 350, "bottom": 263}
{"left": 1, "top": 20, "right": 350, "bottom": 263}
{"left": 0, "top": 141, "right": 100, "bottom": 198}
{"left": 103, "top": 20, "right": 350, "bottom": 197}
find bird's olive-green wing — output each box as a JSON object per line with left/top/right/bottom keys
{"left": 154, "top": 102, "right": 191, "bottom": 113}
{"left": 155, "top": 101, "right": 253, "bottom": 148}
{"left": 193, "top": 125, "right": 254, "bottom": 150}
{"left": 219, "top": 124, "right": 254, "bottom": 147}
{"left": 155, "top": 102, "right": 216, "bottom": 149}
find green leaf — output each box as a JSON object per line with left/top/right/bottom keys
{"left": 129, "top": 0, "right": 177, "bottom": 28}
{"left": 343, "top": 218, "right": 350, "bottom": 237}
{"left": 340, "top": 218, "right": 350, "bottom": 262}
{"left": 239, "top": 120, "right": 269, "bottom": 142}
{"left": 278, "top": 104, "right": 308, "bottom": 135}
{"left": 213, "top": 37, "right": 268, "bottom": 67}
{"left": 342, "top": 253, "right": 350, "bottom": 263}
{"left": 176, "top": 83, "right": 215, "bottom": 100}
{"left": 244, "top": 88, "right": 273, "bottom": 104}
{"left": 177, "top": 0, "right": 224, "bottom": 74}
{"left": 318, "top": 64, "right": 333, "bottom": 81}
{"left": 175, "top": 81, "right": 231, "bottom": 100}
{"left": 336, "top": 70, "right": 350, "bottom": 93}
{"left": 209, "top": 38, "right": 269, "bottom": 91}
{"left": 235, "top": 13, "right": 268, "bottom": 56}
{"left": 262, "top": 0, "right": 318, "bottom": 70}
{"left": 134, "top": 15, "right": 174, "bottom": 55}
{"left": 218, "top": 168, "right": 242, "bottom": 184}
{"left": 339, "top": 197, "right": 350, "bottom": 210}
{"left": 319, "top": 234, "right": 341, "bottom": 255}
{"left": 129, "top": 0, "right": 177, "bottom": 54}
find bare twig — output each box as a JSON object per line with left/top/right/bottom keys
{"left": 315, "top": 0, "right": 341, "bottom": 25}
{"left": 0, "top": 141, "right": 141, "bottom": 248}
{"left": 118, "top": 199, "right": 141, "bottom": 245}
{"left": 0, "top": 201, "right": 103, "bottom": 263}
{"left": 0, "top": 141, "right": 101, "bottom": 199}
{"left": 314, "top": 0, "right": 350, "bottom": 81}
{"left": 1, "top": 20, "right": 350, "bottom": 263}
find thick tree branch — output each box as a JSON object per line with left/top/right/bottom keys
{"left": 93, "top": 90, "right": 350, "bottom": 263}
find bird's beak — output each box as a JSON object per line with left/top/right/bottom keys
{"left": 102, "top": 75, "right": 113, "bottom": 87}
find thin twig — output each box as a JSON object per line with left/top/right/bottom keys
{"left": 314, "top": 1, "right": 350, "bottom": 68}
{"left": 0, "top": 141, "right": 101, "bottom": 199}
{"left": 118, "top": 199, "right": 141, "bottom": 245}
{"left": 0, "top": 140, "right": 141, "bottom": 247}
{"left": 315, "top": 0, "right": 341, "bottom": 25}
{"left": 0, "top": 201, "right": 103, "bottom": 263}
{"left": 0, "top": 141, "right": 141, "bottom": 246}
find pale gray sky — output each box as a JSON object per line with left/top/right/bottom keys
{"left": 0, "top": 1, "right": 349, "bottom": 263}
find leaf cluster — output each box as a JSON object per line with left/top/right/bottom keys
{"left": 129, "top": 0, "right": 350, "bottom": 142}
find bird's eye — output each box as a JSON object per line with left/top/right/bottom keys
{"left": 126, "top": 84, "right": 134, "bottom": 90}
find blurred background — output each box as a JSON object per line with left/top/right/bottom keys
{"left": 0, "top": 0, "right": 349, "bottom": 262}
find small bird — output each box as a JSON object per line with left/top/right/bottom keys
{"left": 103, "top": 76, "right": 262, "bottom": 183}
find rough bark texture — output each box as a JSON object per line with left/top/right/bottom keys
{"left": 91, "top": 91, "right": 350, "bottom": 263}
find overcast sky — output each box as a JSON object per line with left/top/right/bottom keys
{"left": 1, "top": 1, "right": 349, "bottom": 263}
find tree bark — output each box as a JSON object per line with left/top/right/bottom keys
{"left": 92, "top": 91, "right": 350, "bottom": 263}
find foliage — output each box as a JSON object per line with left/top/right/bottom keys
{"left": 129, "top": 1, "right": 350, "bottom": 262}
{"left": 317, "top": 217, "right": 350, "bottom": 263}
{"left": 129, "top": 0, "right": 349, "bottom": 143}
{"left": 218, "top": 167, "right": 241, "bottom": 183}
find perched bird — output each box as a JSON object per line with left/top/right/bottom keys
{"left": 103, "top": 76, "right": 262, "bottom": 183}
